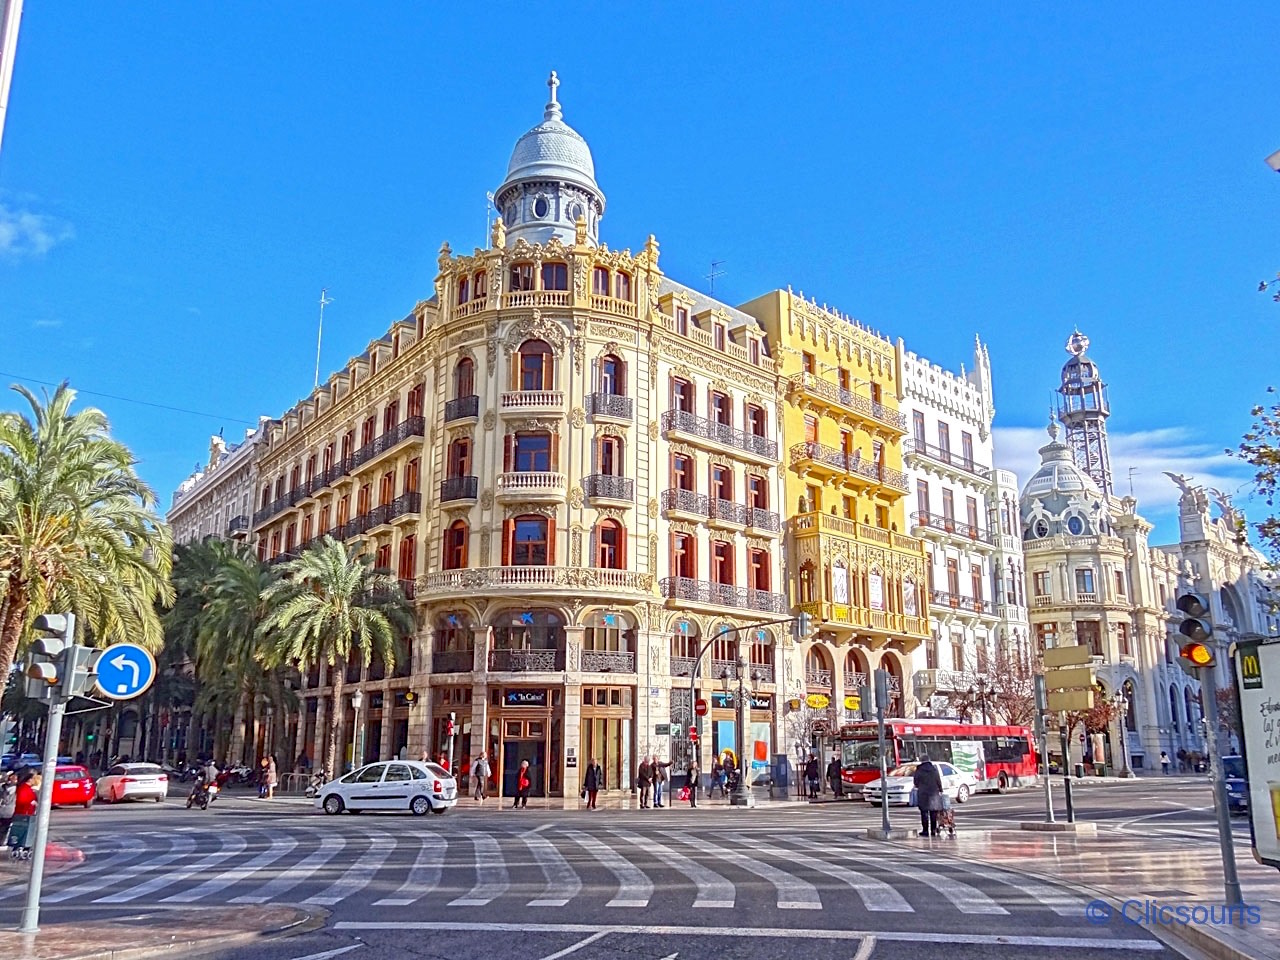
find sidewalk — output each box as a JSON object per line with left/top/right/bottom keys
{"left": 889, "top": 826, "right": 1280, "bottom": 960}
{"left": 0, "top": 905, "right": 316, "bottom": 960}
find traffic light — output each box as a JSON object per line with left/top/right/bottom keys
{"left": 445, "top": 712, "right": 456, "bottom": 738}
{"left": 859, "top": 684, "right": 873, "bottom": 721}
{"left": 26, "top": 614, "right": 73, "bottom": 699}
{"left": 793, "top": 612, "right": 812, "bottom": 641}
{"left": 1180, "top": 641, "right": 1215, "bottom": 669}
{"left": 1176, "top": 594, "right": 1212, "bottom": 643}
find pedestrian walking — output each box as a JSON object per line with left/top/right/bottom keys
{"left": 265, "top": 756, "right": 278, "bottom": 800}
{"left": 913, "top": 757, "right": 944, "bottom": 837}
{"left": 652, "top": 755, "right": 672, "bottom": 808}
{"left": 473, "top": 752, "right": 491, "bottom": 800}
{"left": 826, "top": 754, "right": 843, "bottom": 798}
{"left": 1176, "top": 748, "right": 1188, "bottom": 773}
{"left": 258, "top": 757, "right": 270, "bottom": 798}
{"left": 685, "top": 758, "right": 699, "bottom": 808}
{"left": 636, "top": 757, "right": 653, "bottom": 809}
{"left": 8, "top": 770, "right": 38, "bottom": 859}
{"left": 0, "top": 771, "right": 17, "bottom": 847}
{"left": 583, "top": 757, "right": 603, "bottom": 810}
{"left": 512, "top": 760, "right": 532, "bottom": 808}
{"left": 804, "top": 754, "right": 820, "bottom": 800}
{"left": 709, "top": 758, "right": 726, "bottom": 799}
{"left": 1160, "top": 751, "right": 1171, "bottom": 775}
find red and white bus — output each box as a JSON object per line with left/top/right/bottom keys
{"left": 835, "top": 718, "right": 1038, "bottom": 795}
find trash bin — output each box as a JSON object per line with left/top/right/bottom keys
{"left": 771, "top": 753, "right": 790, "bottom": 799}
{"left": 1093, "top": 763, "right": 1107, "bottom": 777}
{"left": 1074, "top": 762, "right": 1086, "bottom": 778}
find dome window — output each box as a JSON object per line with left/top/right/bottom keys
{"left": 569, "top": 202, "right": 583, "bottom": 222}
{"left": 1033, "top": 518, "right": 1050, "bottom": 539}
{"left": 534, "top": 196, "right": 550, "bottom": 219}
{"left": 1067, "top": 516, "right": 1085, "bottom": 536}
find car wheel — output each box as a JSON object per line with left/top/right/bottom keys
{"left": 956, "top": 784, "right": 970, "bottom": 803}
{"left": 155, "top": 796, "right": 164, "bottom": 802}
{"left": 410, "top": 796, "right": 431, "bottom": 817}
{"left": 322, "top": 794, "right": 345, "bottom": 815}
{"left": 84, "top": 799, "right": 93, "bottom": 809}
{"left": 113, "top": 788, "right": 122, "bottom": 804}
{"left": 997, "top": 773, "right": 1009, "bottom": 794}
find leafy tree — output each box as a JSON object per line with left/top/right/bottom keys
{"left": 261, "top": 536, "right": 415, "bottom": 780}
{"left": 1231, "top": 386, "right": 1280, "bottom": 555}
{"left": 0, "top": 383, "right": 172, "bottom": 685}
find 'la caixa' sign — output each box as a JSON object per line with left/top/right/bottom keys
{"left": 504, "top": 688, "right": 548, "bottom": 708}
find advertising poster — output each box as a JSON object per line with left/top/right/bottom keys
{"left": 1233, "top": 638, "right": 1280, "bottom": 871}
{"left": 869, "top": 572, "right": 884, "bottom": 611}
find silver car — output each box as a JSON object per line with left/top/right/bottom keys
{"left": 315, "top": 760, "right": 458, "bottom": 816}
{"left": 96, "top": 762, "right": 169, "bottom": 803}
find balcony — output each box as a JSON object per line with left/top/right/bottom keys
{"left": 910, "top": 511, "right": 994, "bottom": 548}
{"left": 418, "top": 565, "right": 654, "bottom": 596}
{"left": 789, "top": 512, "right": 924, "bottom": 553}
{"left": 1032, "top": 594, "right": 1054, "bottom": 608}
{"left": 788, "top": 442, "right": 909, "bottom": 493}
{"left": 581, "top": 650, "right": 636, "bottom": 673}
{"left": 590, "top": 294, "right": 638, "bottom": 319}
{"left": 227, "top": 515, "right": 250, "bottom": 538}
{"left": 930, "top": 589, "right": 995, "bottom": 618}
{"left": 496, "top": 471, "right": 566, "bottom": 500}
{"left": 432, "top": 649, "right": 475, "bottom": 673}
{"left": 671, "top": 656, "right": 697, "bottom": 678}
{"left": 587, "top": 393, "right": 633, "bottom": 420}
{"left": 661, "top": 409, "right": 778, "bottom": 462}
{"left": 253, "top": 494, "right": 294, "bottom": 528}
{"left": 440, "top": 475, "right": 479, "bottom": 503}
{"left": 500, "top": 390, "right": 564, "bottom": 412}
{"left": 349, "top": 416, "right": 427, "bottom": 474}
{"left": 489, "top": 648, "right": 566, "bottom": 672}
{"left": 501, "top": 290, "right": 572, "bottom": 309}
{"left": 366, "top": 492, "right": 422, "bottom": 531}
{"left": 583, "top": 474, "right": 635, "bottom": 503}
{"left": 452, "top": 296, "right": 489, "bottom": 320}
{"left": 708, "top": 498, "right": 748, "bottom": 528}
{"left": 444, "top": 395, "right": 480, "bottom": 423}
{"left": 806, "top": 668, "right": 833, "bottom": 689}
{"left": 788, "top": 372, "right": 907, "bottom": 434}
{"left": 904, "top": 438, "right": 992, "bottom": 482}
{"left": 661, "top": 488, "right": 708, "bottom": 519}
{"left": 747, "top": 507, "right": 781, "bottom": 533}
{"left": 1075, "top": 592, "right": 1099, "bottom": 604}
{"left": 711, "top": 659, "right": 738, "bottom": 680}
{"left": 658, "top": 577, "right": 788, "bottom": 614}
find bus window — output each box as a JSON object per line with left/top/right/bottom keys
{"left": 841, "top": 740, "right": 883, "bottom": 769}
{"left": 901, "top": 736, "right": 952, "bottom": 764}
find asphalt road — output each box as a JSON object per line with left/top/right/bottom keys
{"left": 1, "top": 777, "right": 1229, "bottom": 960}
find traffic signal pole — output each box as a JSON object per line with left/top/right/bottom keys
{"left": 19, "top": 694, "right": 66, "bottom": 933}
{"left": 1200, "top": 665, "right": 1243, "bottom": 906}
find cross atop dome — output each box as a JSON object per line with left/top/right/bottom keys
{"left": 545, "top": 70, "right": 562, "bottom": 121}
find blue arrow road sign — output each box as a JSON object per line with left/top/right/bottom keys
{"left": 94, "top": 643, "right": 157, "bottom": 700}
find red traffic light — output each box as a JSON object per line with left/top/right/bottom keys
{"left": 688, "top": 729, "right": 699, "bottom": 743}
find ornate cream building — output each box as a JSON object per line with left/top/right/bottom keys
{"left": 168, "top": 425, "right": 267, "bottom": 546}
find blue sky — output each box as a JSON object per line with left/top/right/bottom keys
{"left": 2, "top": 3, "right": 1277, "bottom": 543}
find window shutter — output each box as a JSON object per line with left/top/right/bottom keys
{"left": 501, "top": 519, "right": 513, "bottom": 566}
{"left": 503, "top": 434, "right": 514, "bottom": 472}
{"left": 545, "top": 517, "right": 556, "bottom": 565}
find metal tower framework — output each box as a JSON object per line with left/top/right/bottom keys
{"left": 1056, "top": 330, "right": 1114, "bottom": 499}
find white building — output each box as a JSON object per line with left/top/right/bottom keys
{"left": 168, "top": 424, "right": 267, "bottom": 546}
{"left": 897, "top": 338, "right": 1030, "bottom": 717}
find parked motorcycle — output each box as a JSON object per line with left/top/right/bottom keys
{"left": 185, "top": 781, "right": 219, "bottom": 810}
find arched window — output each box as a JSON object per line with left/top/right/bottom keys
{"left": 518, "top": 339, "right": 554, "bottom": 391}
{"left": 492, "top": 608, "right": 563, "bottom": 650}
{"left": 798, "top": 563, "right": 817, "bottom": 604}
{"left": 805, "top": 645, "right": 832, "bottom": 688}
{"left": 433, "top": 613, "right": 473, "bottom": 653}
{"left": 457, "top": 275, "right": 470, "bottom": 304}
{"left": 473, "top": 270, "right": 487, "bottom": 300}
{"left": 600, "top": 355, "right": 624, "bottom": 395}
{"left": 594, "top": 519, "right": 624, "bottom": 569}
{"left": 509, "top": 261, "right": 534, "bottom": 292}
{"left": 447, "top": 438, "right": 471, "bottom": 479}
{"left": 670, "top": 620, "right": 700, "bottom": 672}
{"left": 443, "top": 520, "right": 468, "bottom": 570}
{"left": 614, "top": 271, "right": 632, "bottom": 302}
{"left": 749, "top": 630, "right": 772, "bottom": 676}
{"left": 454, "top": 358, "right": 475, "bottom": 399}
{"left": 1169, "top": 684, "right": 1181, "bottom": 730}
{"left": 541, "top": 262, "right": 568, "bottom": 291}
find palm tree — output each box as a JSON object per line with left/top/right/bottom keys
{"left": 0, "top": 383, "right": 172, "bottom": 685}
{"left": 262, "top": 536, "right": 416, "bottom": 781}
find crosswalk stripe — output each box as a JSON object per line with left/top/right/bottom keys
{"left": 43, "top": 835, "right": 196, "bottom": 904}
{"left": 231, "top": 834, "right": 346, "bottom": 904}
{"left": 304, "top": 831, "right": 397, "bottom": 906}
{"left": 733, "top": 835, "right": 912, "bottom": 913}
{"left": 522, "top": 831, "right": 582, "bottom": 907}
{"left": 562, "top": 828, "right": 652, "bottom": 907}
{"left": 606, "top": 829, "right": 734, "bottom": 909}
{"left": 375, "top": 832, "right": 445, "bottom": 907}
{"left": 96, "top": 833, "right": 248, "bottom": 903}
{"left": 162, "top": 833, "right": 299, "bottom": 904}
{"left": 448, "top": 834, "right": 508, "bottom": 907}
{"left": 658, "top": 830, "right": 821, "bottom": 910}
{"left": 868, "top": 860, "right": 1009, "bottom": 916}
{"left": 946, "top": 861, "right": 1086, "bottom": 916}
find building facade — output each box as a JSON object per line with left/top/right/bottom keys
{"left": 741, "top": 289, "right": 929, "bottom": 750}
{"left": 896, "top": 339, "right": 1029, "bottom": 717}
{"left": 168, "top": 426, "right": 265, "bottom": 546}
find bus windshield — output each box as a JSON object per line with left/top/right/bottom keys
{"left": 841, "top": 739, "right": 882, "bottom": 768}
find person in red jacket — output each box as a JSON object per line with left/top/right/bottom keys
{"left": 512, "top": 760, "right": 531, "bottom": 809}
{"left": 8, "top": 770, "right": 39, "bottom": 858}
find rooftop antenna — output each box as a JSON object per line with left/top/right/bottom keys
{"left": 706, "top": 259, "right": 727, "bottom": 296}
{"left": 1127, "top": 466, "right": 1138, "bottom": 498}
{"left": 485, "top": 191, "right": 496, "bottom": 247}
{"left": 314, "top": 288, "right": 334, "bottom": 390}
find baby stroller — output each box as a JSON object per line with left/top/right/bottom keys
{"left": 936, "top": 794, "right": 956, "bottom": 838}
{"left": 7, "top": 815, "right": 32, "bottom": 860}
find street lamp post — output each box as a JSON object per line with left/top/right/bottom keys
{"left": 1111, "top": 691, "right": 1131, "bottom": 778}
{"left": 351, "top": 689, "right": 365, "bottom": 769}
{"left": 729, "top": 656, "right": 756, "bottom": 808}
{"left": 967, "top": 677, "right": 989, "bottom": 724}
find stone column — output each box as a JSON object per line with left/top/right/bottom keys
{"left": 469, "top": 626, "right": 491, "bottom": 766}
{"left": 563, "top": 625, "right": 586, "bottom": 801}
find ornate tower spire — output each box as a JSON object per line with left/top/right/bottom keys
{"left": 1056, "top": 329, "right": 1114, "bottom": 499}
{"left": 544, "top": 70, "right": 562, "bottom": 121}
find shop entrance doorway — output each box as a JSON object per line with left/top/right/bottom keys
{"left": 502, "top": 739, "right": 546, "bottom": 798}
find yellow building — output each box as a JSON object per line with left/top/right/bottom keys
{"left": 740, "top": 289, "right": 929, "bottom": 726}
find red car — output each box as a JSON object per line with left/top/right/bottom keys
{"left": 52, "top": 765, "right": 95, "bottom": 808}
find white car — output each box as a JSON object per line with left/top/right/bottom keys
{"left": 315, "top": 760, "right": 457, "bottom": 816}
{"left": 96, "top": 762, "right": 169, "bottom": 803}
{"left": 862, "top": 761, "right": 978, "bottom": 806}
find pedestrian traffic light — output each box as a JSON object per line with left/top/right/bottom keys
{"left": 859, "top": 684, "right": 873, "bottom": 721}
{"left": 1176, "top": 594, "right": 1213, "bottom": 643}
{"left": 1180, "top": 641, "right": 1215, "bottom": 669}
{"left": 445, "top": 715, "right": 455, "bottom": 738}
{"left": 793, "top": 612, "right": 812, "bottom": 641}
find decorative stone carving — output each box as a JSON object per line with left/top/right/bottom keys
{"left": 504, "top": 314, "right": 567, "bottom": 354}
{"left": 598, "top": 507, "right": 625, "bottom": 522}
{"left": 482, "top": 410, "right": 497, "bottom": 431}
{"left": 569, "top": 406, "right": 586, "bottom": 429}
{"left": 570, "top": 524, "right": 583, "bottom": 565}
{"left": 650, "top": 645, "right": 660, "bottom": 674}
{"left": 448, "top": 424, "right": 475, "bottom": 442}
{"left": 708, "top": 453, "right": 733, "bottom": 469}
{"left": 569, "top": 485, "right": 585, "bottom": 509}
{"left": 573, "top": 258, "right": 589, "bottom": 297}
{"left": 594, "top": 423, "right": 623, "bottom": 438}
{"left": 649, "top": 535, "right": 658, "bottom": 573}
{"left": 486, "top": 317, "right": 500, "bottom": 374}
{"left": 647, "top": 498, "right": 659, "bottom": 519}
{"left": 573, "top": 335, "right": 585, "bottom": 374}
{"left": 506, "top": 418, "right": 562, "bottom": 435}
{"left": 648, "top": 420, "right": 659, "bottom": 440}
{"left": 480, "top": 528, "right": 491, "bottom": 565}
{"left": 504, "top": 503, "right": 558, "bottom": 519}
{"left": 480, "top": 488, "right": 494, "bottom": 510}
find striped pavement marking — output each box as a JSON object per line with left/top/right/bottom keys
{"left": 448, "top": 833, "right": 508, "bottom": 907}
{"left": 562, "top": 828, "right": 652, "bottom": 907}
{"left": 605, "top": 828, "right": 734, "bottom": 909}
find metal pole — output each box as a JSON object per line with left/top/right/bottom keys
{"left": 1034, "top": 676, "right": 1055, "bottom": 823}
{"left": 876, "top": 693, "right": 890, "bottom": 836}
{"left": 1199, "top": 665, "right": 1243, "bottom": 906}
{"left": 19, "top": 694, "right": 66, "bottom": 933}
{"left": 1058, "top": 715, "right": 1075, "bottom": 823}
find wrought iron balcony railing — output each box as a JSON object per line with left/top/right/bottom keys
{"left": 587, "top": 393, "right": 633, "bottom": 419}
{"left": 661, "top": 409, "right": 777, "bottom": 459}
{"left": 789, "top": 372, "right": 908, "bottom": 432}
{"left": 788, "top": 442, "right": 909, "bottom": 492}
{"left": 930, "top": 589, "right": 990, "bottom": 614}
{"left": 488, "top": 648, "right": 566, "bottom": 672}
{"left": 581, "top": 650, "right": 636, "bottom": 673}
{"left": 583, "top": 474, "right": 635, "bottom": 501}
{"left": 227, "top": 515, "right": 250, "bottom": 536}
{"left": 910, "top": 510, "right": 992, "bottom": 544}
{"left": 440, "top": 475, "right": 479, "bottom": 502}
{"left": 658, "top": 577, "right": 788, "bottom": 614}
{"left": 904, "top": 438, "right": 992, "bottom": 481}
{"left": 444, "top": 395, "right": 480, "bottom": 422}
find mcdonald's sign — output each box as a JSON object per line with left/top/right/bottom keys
{"left": 1238, "top": 642, "right": 1263, "bottom": 690}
